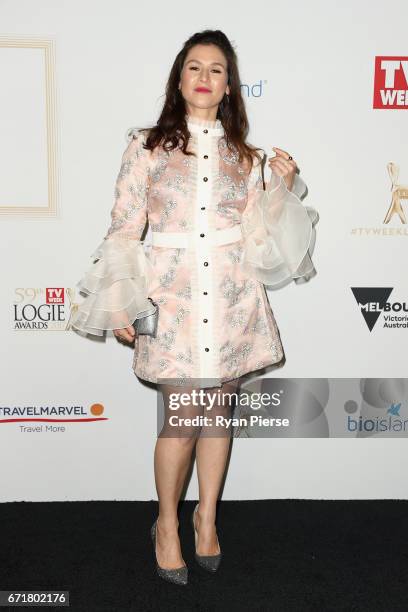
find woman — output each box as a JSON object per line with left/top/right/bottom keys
{"left": 71, "top": 29, "right": 318, "bottom": 586}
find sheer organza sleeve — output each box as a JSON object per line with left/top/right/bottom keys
{"left": 70, "top": 130, "right": 156, "bottom": 337}
{"left": 241, "top": 155, "right": 319, "bottom": 286}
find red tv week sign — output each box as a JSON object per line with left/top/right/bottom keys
{"left": 373, "top": 56, "right": 408, "bottom": 108}
{"left": 46, "top": 287, "right": 65, "bottom": 304}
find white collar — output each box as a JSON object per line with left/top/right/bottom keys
{"left": 186, "top": 114, "right": 224, "bottom": 135}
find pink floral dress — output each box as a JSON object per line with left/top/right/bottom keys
{"left": 71, "top": 115, "right": 318, "bottom": 388}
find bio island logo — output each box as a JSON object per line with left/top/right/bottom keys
{"left": 346, "top": 401, "right": 406, "bottom": 434}
{"left": 0, "top": 403, "right": 108, "bottom": 433}
{"left": 351, "top": 287, "right": 408, "bottom": 331}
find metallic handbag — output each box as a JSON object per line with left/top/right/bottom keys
{"left": 132, "top": 297, "right": 159, "bottom": 337}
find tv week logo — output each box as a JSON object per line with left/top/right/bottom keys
{"left": 373, "top": 56, "right": 408, "bottom": 108}
{"left": 46, "top": 288, "right": 65, "bottom": 304}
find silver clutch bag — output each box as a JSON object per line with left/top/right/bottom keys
{"left": 132, "top": 298, "right": 159, "bottom": 337}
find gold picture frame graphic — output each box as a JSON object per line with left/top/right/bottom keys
{"left": 0, "top": 35, "right": 58, "bottom": 216}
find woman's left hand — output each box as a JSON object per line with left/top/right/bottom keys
{"left": 268, "top": 146, "right": 298, "bottom": 192}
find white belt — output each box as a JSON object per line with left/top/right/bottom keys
{"left": 151, "top": 224, "right": 243, "bottom": 248}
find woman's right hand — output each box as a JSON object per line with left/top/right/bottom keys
{"left": 111, "top": 309, "right": 137, "bottom": 344}
{"left": 113, "top": 325, "right": 137, "bottom": 344}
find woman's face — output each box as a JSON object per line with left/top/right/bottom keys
{"left": 179, "top": 44, "right": 230, "bottom": 116}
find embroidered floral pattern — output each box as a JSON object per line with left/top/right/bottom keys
{"left": 176, "top": 348, "right": 193, "bottom": 365}
{"left": 158, "top": 328, "right": 176, "bottom": 351}
{"left": 218, "top": 171, "right": 247, "bottom": 202}
{"left": 172, "top": 306, "right": 189, "bottom": 326}
{"left": 176, "top": 283, "right": 192, "bottom": 300}
{"left": 226, "top": 244, "right": 243, "bottom": 264}
{"left": 149, "top": 199, "right": 178, "bottom": 232}
{"left": 94, "top": 123, "right": 286, "bottom": 386}
{"left": 228, "top": 309, "right": 247, "bottom": 328}
{"left": 159, "top": 268, "right": 176, "bottom": 288}
{"left": 219, "top": 341, "right": 253, "bottom": 369}
{"left": 245, "top": 313, "right": 268, "bottom": 335}
{"left": 151, "top": 156, "right": 168, "bottom": 183}
{"left": 219, "top": 275, "right": 256, "bottom": 307}
{"left": 165, "top": 174, "right": 187, "bottom": 195}
{"left": 218, "top": 137, "right": 240, "bottom": 165}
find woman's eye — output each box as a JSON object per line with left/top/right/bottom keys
{"left": 188, "top": 67, "right": 222, "bottom": 73}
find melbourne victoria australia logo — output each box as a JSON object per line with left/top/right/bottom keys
{"left": 13, "top": 287, "right": 76, "bottom": 330}
{"left": 351, "top": 287, "right": 408, "bottom": 331}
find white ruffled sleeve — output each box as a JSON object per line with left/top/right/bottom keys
{"left": 241, "top": 155, "right": 319, "bottom": 287}
{"left": 70, "top": 130, "right": 157, "bottom": 337}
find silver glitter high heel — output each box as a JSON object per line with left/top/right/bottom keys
{"left": 151, "top": 519, "right": 188, "bottom": 586}
{"left": 191, "top": 503, "right": 222, "bottom": 573}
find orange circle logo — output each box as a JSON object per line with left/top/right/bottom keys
{"left": 90, "top": 403, "right": 104, "bottom": 416}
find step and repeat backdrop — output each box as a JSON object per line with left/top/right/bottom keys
{"left": 1, "top": 0, "right": 408, "bottom": 501}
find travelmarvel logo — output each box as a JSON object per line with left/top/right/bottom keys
{"left": 373, "top": 56, "right": 408, "bottom": 108}
{"left": 0, "top": 403, "right": 108, "bottom": 425}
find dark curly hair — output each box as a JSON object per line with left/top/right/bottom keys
{"left": 140, "top": 29, "right": 263, "bottom": 174}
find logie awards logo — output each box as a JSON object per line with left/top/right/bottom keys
{"left": 13, "top": 287, "right": 76, "bottom": 331}
{"left": 350, "top": 162, "right": 408, "bottom": 237}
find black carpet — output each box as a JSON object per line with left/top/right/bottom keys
{"left": 1, "top": 499, "right": 407, "bottom": 611}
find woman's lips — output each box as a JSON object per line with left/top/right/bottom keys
{"left": 195, "top": 87, "right": 212, "bottom": 93}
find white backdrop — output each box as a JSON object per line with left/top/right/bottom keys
{"left": 1, "top": 0, "right": 407, "bottom": 501}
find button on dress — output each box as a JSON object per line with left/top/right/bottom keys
{"left": 71, "top": 115, "right": 319, "bottom": 388}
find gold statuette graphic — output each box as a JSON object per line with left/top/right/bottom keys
{"left": 383, "top": 162, "right": 408, "bottom": 224}
{"left": 65, "top": 287, "right": 79, "bottom": 331}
